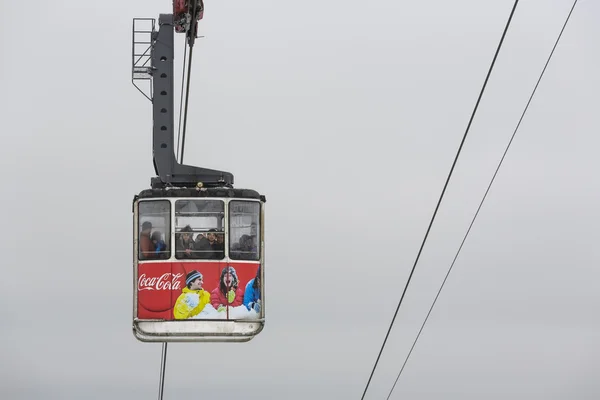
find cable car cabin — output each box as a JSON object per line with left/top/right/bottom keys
{"left": 132, "top": 187, "right": 266, "bottom": 342}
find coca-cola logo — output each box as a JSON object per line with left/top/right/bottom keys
{"left": 138, "top": 272, "right": 183, "bottom": 291}
{"left": 137, "top": 264, "right": 186, "bottom": 315}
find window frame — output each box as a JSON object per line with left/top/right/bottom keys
{"left": 228, "top": 199, "right": 261, "bottom": 261}
{"left": 173, "top": 199, "right": 226, "bottom": 260}
{"left": 137, "top": 199, "right": 172, "bottom": 261}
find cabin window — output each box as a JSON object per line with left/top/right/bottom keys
{"left": 138, "top": 200, "right": 171, "bottom": 260}
{"left": 229, "top": 200, "right": 260, "bottom": 261}
{"left": 174, "top": 200, "right": 225, "bottom": 260}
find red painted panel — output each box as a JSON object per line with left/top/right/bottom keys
{"left": 137, "top": 261, "right": 260, "bottom": 321}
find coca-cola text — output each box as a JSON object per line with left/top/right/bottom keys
{"left": 138, "top": 272, "right": 183, "bottom": 291}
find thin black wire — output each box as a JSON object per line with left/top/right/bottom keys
{"left": 359, "top": 2, "right": 520, "bottom": 399}
{"left": 180, "top": 44, "right": 194, "bottom": 164}
{"left": 385, "top": 1, "right": 578, "bottom": 399}
{"left": 176, "top": 44, "right": 188, "bottom": 163}
{"left": 179, "top": 0, "right": 199, "bottom": 164}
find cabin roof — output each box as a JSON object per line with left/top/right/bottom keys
{"left": 135, "top": 187, "right": 266, "bottom": 202}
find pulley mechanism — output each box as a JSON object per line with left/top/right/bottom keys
{"left": 173, "top": 0, "right": 204, "bottom": 47}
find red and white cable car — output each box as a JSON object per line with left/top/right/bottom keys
{"left": 131, "top": 12, "right": 266, "bottom": 343}
{"left": 133, "top": 188, "right": 265, "bottom": 342}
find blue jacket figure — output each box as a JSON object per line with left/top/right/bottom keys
{"left": 151, "top": 231, "right": 167, "bottom": 257}
{"left": 243, "top": 266, "right": 261, "bottom": 313}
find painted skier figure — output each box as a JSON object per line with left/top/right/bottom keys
{"left": 211, "top": 266, "right": 244, "bottom": 311}
{"left": 173, "top": 270, "right": 211, "bottom": 319}
{"left": 243, "top": 265, "right": 261, "bottom": 313}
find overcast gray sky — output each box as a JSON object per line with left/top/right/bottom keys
{"left": 1, "top": 0, "right": 598, "bottom": 399}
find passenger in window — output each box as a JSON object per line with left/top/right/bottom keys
{"left": 247, "top": 235, "right": 258, "bottom": 255}
{"left": 229, "top": 241, "right": 241, "bottom": 260}
{"left": 239, "top": 234, "right": 250, "bottom": 249}
{"left": 243, "top": 265, "right": 261, "bottom": 313}
{"left": 206, "top": 229, "right": 222, "bottom": 259}
{"left": 194, "top": 232, "right": 207, "bottom": 248}
{"left": 213, "top": 232, "right": 225, "bottom": 259}
{"left": 206, "top": 229, "right": 217, "bottom": 246}
{"left": 232, "top": 234, "right": 258, "bottom": 260}
{"left": 151, "top": 231, "right": 168, "bottom": 259}
{"left": 173, "top": 270, "right": 211, "bottom": 319}
{"left": 215, "top": 232, "right": 224, "bottom": 247}
{"left": 194, "top": 233, "right": 205, "bottom": 245}
{"left": 140, "top": 221, "right": 156, "bottom": 259}
{"left": 229, "top": 236, "right": 247, "bottom": 259}
{"left": 210, "top": 266, "right": 244, "bottom": 311}
{"left": 193, "top": 231, "right": 213, "bottom": 259}
{"left": 175, "top": 225, "right": 195, "bottom": 258}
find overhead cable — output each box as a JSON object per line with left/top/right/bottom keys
{"left": 359, "top": 1, "right": 520, "bottom": 398}
{"left": 385, "top": 1, "right": 579, "bottom": 398}
{"left": 176, "top": 44, "right": 188, "bottom": 163}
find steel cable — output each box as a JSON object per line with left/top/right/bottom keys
{"left": 385, "top": 1, "right": 579, "bottom": 398}
{"left": 359, "top": 1, "right": 520, "bottom": 398}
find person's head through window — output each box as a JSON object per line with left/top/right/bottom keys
{"left": 238, "top": 235, "right": 248, "bottom": 250}
{"left": 195, "top": 233, "right": 205, "bottom": 244}
{"left": 141, "top": 221, "right": 152, "bottom": 236}
{"left": 207, "top": 229, "right": 218, "bottom": 244}
{"left": 151, "top": 231, "right": 166, "bottom": 253}
{"left": 151, "top": 231, "right": 162, "bottom": 244}
{"left": 180, "top": 225, "right": 193, "bottom": 244}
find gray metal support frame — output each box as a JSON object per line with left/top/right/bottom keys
{"left": 151, "top": 14, "right": 234, "bottom": 189}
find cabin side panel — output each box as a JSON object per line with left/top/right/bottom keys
{"left": 137, "top": 261, "right": 261, "bottom": 320}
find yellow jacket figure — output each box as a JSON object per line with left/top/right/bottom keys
{"left": 174, "top": 270, "right": 211, "bottom": 320}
